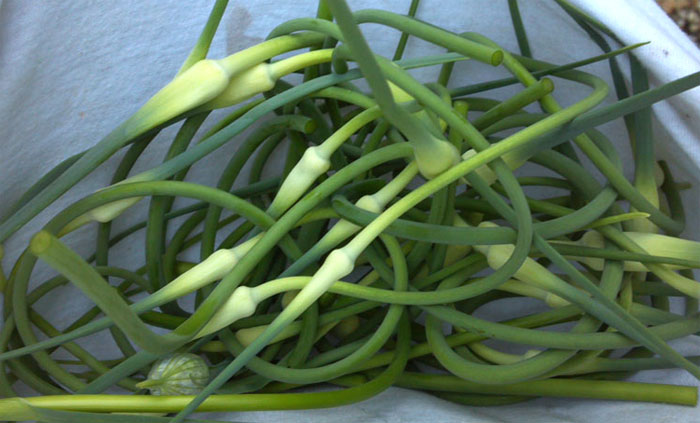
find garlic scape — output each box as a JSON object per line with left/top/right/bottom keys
{"left": 60, "top": 34, "right": 329, "bottom": 234}
{"left": 572, "top": 230, "right": 700, "bottom": 272}
{"left": 136, "top": 353, "right": 209, "bottom": 396}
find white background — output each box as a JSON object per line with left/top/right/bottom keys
{"left": 0, "top": 0, "right": 699, "bottom": 421}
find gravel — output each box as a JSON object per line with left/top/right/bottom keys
{"left": 658, "top": 0, "right": 700, "bottom": 45}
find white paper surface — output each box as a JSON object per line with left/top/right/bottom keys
{"left": 0, "top": 1, "right": 699, "bottom": 422}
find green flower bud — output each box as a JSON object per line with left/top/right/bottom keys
{"left": 136, "top": 353, "right": 209, "bottom": 396}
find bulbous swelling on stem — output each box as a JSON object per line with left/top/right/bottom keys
{"left": 479, "top": 242, "right": 516, "bottom": 271}
{"left": 268, "top": 146, "right": 331, "bottom": 216}
{"left": 196, "top": 286, "right": 258, "bottom": 337}
{"left": 313, "top": 248, "right": 356, "bottom": 293}
{"left": 84, "top": 197, "right": 142, "bottom": 223}
{"left": 59, "top": 196, "right": 143, "bottom": 235}
{"left": 461, "top": 149, "right": 527, "bottom": 186}
{"left": 389, "top": 82, "right": 447, "bottom": 132}
{"left": 475, "top": 222, "right": 560, "bottom": 293}
{"left": 324, "top": 194, "right": 385, "bottom": 240}
{"left": 481, "top": 241, "right": 564, "bottom": 296}
{"left": 172, "top": 248, "right": 240, "bottom": 291}
{"left": 413, "top": 137, "right": 460, "bottom": 179}
{"left": 474, "top": 222, "right": 580, "bottom": 307}
{"left": 201, "top": 63, "right": 277, "bottom": 110}
{"left": 153, "top": 234, "right": 261, "bottom": 303}
{"left": 355, "top": 194, "right": 385, "bottom": 215}
{"left": 125, "top": 59, "right": 231, "bottom": 136}
{"left": 579, "top": 230, "right": 700, "bottom": 271}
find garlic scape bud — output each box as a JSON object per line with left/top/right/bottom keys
{"left": 389, "top": 82, "right": 447, "bottom": 133}
{"left": 58, "top": 37, "right": 331, "bottom": 234}
{"left": 203, "top": 49, "right": 333, "bottom": 111}
{"left": 267, "top": 106, "right": 382, "bottom": 217}
{"left": 474, "top": 222, "right": 578, "bottom": 300}
{"left": 125, "top": 60, "right": 231, "bottom": 137}
{"left": 576, "top": 230, "right": 700, "bottom": 271}
{"left": 136, "top": 353, "right": 209, "bottom": 395}
{"left": 152, "top": 234, "right": 262, "bottom": 304}
{"left": 461, "top": 148, "right": 527, "bottom": 186}
{"left": 58, "top": 184, "right": 144, "bottom": 236}
{"left": 131, "top": 34, "right": 329, "bottom": 130}
{"left": 200, "top": 62, "right": 277, "bottom": 110}
{"left": 413, "top": 134, "right": 460, "bottom": 180}
{"left": 196, "top": 249, "right": 355, "bottom": 338}
{"left": 387, "top": 80, "right": 459, "bottom": 179}
{"left": 318, "top": 161, "right": 418, "bottom": 246}
{"left": 200, "top": 247, "right": 357, "bottom": 341}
